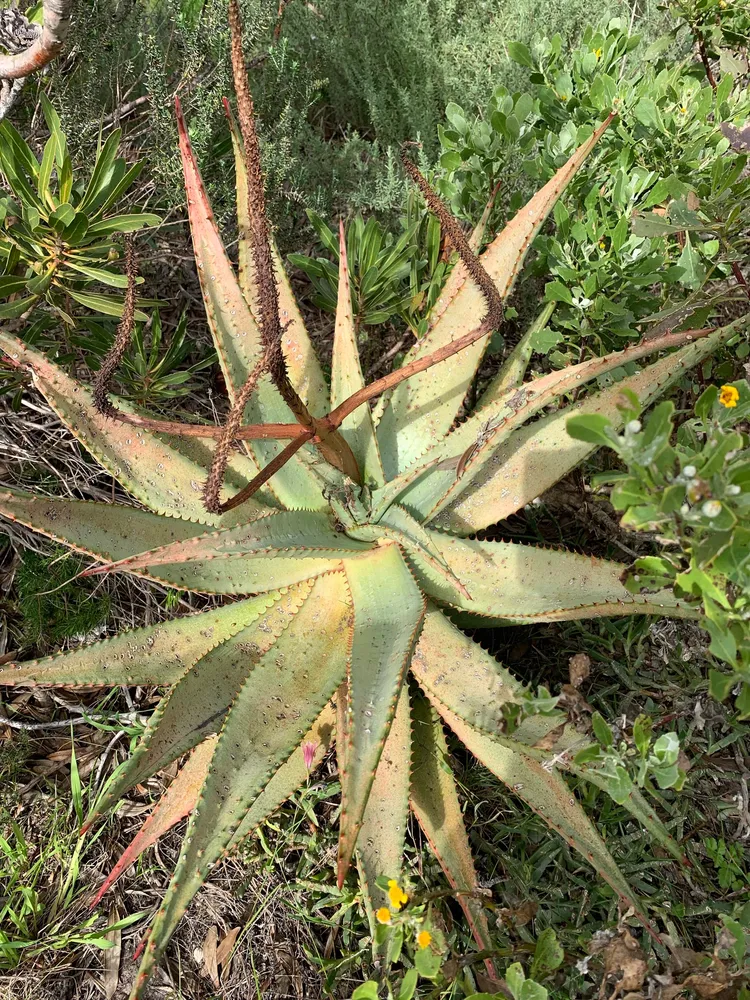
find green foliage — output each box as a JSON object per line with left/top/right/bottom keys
{"left": 567, "top": 377, "right": 750, "bottom": 716}
{"left": 0, "top": 96, "right": 159, "bottom": 323}
{"left": 75, "top": 309, "right": 216, "bottom": 409}
{"left": 435, "top": 16, "right": 750, "bottom": 356}
{"left": 0, "top": 754, "right": 143, "bottom": 969}
{"left": 289, "top": 197, "right": 447, "bottom": 337}
{"left": 0, "top": 25, "right": 746, "bottom": 998}
{"left": 12, "top": 547, "right": 111, "bottom": 653}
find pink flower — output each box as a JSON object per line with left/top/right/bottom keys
{"left": 302, "top": 740, "right": 318, "bottom": 770}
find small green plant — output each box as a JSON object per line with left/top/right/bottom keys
{"left": 0, "top": 95, "right": 159, "bottom": 323}
{"left": 0, "top": 747, "right": 142, "bottom": 969}
{"left": 704, "top": 836, "right": 749, "bottom": 891}
{"left": 567, "top": 378, "right": 750, "bottom": 715}
{"left": 11, "top": 546, "right": 111, "bottom": 653}
{"left": 289, "top": 198, "right": 447, "bottom": 338}
{"left": 75, "top": 309, "right": 216, "bottom": 409}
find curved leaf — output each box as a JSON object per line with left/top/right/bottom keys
{"left": 0, "top": 332, "right": 269, "bottom": 525}
{"left": 131, "top": 572, "right": 351, "bottom": 998}
{"left": 0, "top": 489, "right": 203, "bottom": 564}
{"left": 0, "top": 594, "right": 281, "bottom": 688}
{"left": 226, "top": 103, "right": 329, "bottom": 418}
{"left": 376, "top": 117, "right": 612, "bottom": 478}
{"left": 434, "top": 328, "right": 730, "bottom": 533}
{"left": 410, "top": 692, "right": 498, "bottom": 979}
{"left": 418, "top": 534, "right": 698, "bottom": 622}
{"left": 88, "top": 583, "right": 314, "bottom": 825}
{"left": 337, "top": 545, "right": 425, "bottom": 886}
{"left": 432, "top": 700, "right": 658, "bottom": 939}
{"left": 176, "top": 100, "right": 324, "bottom": 510}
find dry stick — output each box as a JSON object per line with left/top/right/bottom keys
{"left": 86, "top": 411, "right": 305, "bottom": 440}
{"left": 0, "top": 0, "right": 71, "bottom": 79}
{"left": 92, "top": 237, "right": 138, "bottom": 417}
{"left": 203, "top": 348, "right": 272, "bottom": 513}
{"left": 218, "top": 430, "right": 314, "bottom": 514}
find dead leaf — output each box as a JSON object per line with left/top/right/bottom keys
{"left": 679, "top": 974, "right": 731, "bottom": 999}
{"left": 686, "top": 191, "right": 700, "bottom": 211}
{"left": 598, "top": 929, "right": 648, "bottom": 999}
{"left": 721, "top": 123, "right": 750, "bottom": 153}
{"left": 216, "top": 926, "right": 241, "bottom": 980}
{"left": 498, "top": 899, "right": 538, "bottom": 927}
{"left": 569, "top": 652, "right": 591, "bottom": 688}
{"left": 103, "top": 907, "right": 122, "bottom": 1000}
{"left": 201, "top": 925, "right": 220, "bottom": 989}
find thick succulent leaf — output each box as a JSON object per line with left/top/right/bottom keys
{"left": 226, "top": 105, "right": 328, "bottom": 417}
{"left": 417, "top": 533, "right": 699, "bottom": 622}
{"left": 89, "top": 584, "right": 311, "bottom": 824}
{"left": 87, "top": 510, "right": 372, "bottom": 595}
{"left": 176, "top": 101, "right": 324, "bottom": 509}
{"left": 432, "top": 700, "right": 657, "bottom": 936}
{"left": 410, "top": 692, "right": 498, "bottom": 978}
{"left": 330, "top": 223, "right": 385, "bottom": 487}
{"left": 0, "top": 595, "right": 279, "bottom": 689}
{"left": 479, "top": 302, "right": 556, "bottom": 403}
{"left": 357, "top": 684, "right": 412, "bottom": 939}
{"left": 411, "top": 612, "right": 684, "bottom": 862}
{"left": 409, "top": 605, "right": 522, "bottom": 731}
{"left": 385, "top": 326, "right": 730, "bottom": 524}
{"left": 131, "top": 573, "right": 351, "bottom": 999}
{"left": 0, "top": 489, "right": 203, "bottom": 564}
{"left": 0, "top": 333, "right": 268, "bottom": 525}
{"left": 337, "top": 545, "right": 425, "bottom": 885}
{"left": 435, "top": 328, "right": 730, "bottom": 533}
{"left": 91, "top": 736, "right": 218, "bottom": 907}
{"left": 353, "top": 504, "right": 470, "bottom": 601}
{"left": 94, "top": 702, "right": 336, "bottom": 907}
{"left": 376, "top": 117, "right": 612, "bottom": 478}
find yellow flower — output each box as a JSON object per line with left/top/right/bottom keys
{"left": 387, "top": 879, "right": 408, "bottom": 911}
{"left": 680, "top": 105, "right": 687, "bottom": 113}
{"left": 599, "top": 240, "right": 606, "bottom": 249}
{"left": 376, "top": 907, "right": 392, "bottom": 925}
{"left": 719, "top": 384, "right": 739, "bottom": 408}
{"left": 594, "top": 48, "right": 602, "bottom": 59}
{"left": 417, "top": 931, "right": 432, "bottom": 949}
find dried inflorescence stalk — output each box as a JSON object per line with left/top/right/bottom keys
{"left": 92, "top": 237, "right": 138, "bottom": 417}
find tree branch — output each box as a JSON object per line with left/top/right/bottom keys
{"left": 0, "top": 0, "right": 71, "bottom": 80}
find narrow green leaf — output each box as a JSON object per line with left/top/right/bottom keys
{"left": 0, "top": 593, "right": 278, "bottom": 688}
{"left": 357, "top": 685, "right": 412, "bottom": 943}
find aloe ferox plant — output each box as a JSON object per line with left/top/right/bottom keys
{"left": 0, "top": 6, "right": 739, "bottom": 995}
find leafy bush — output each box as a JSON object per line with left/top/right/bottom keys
{"left": 435, "top": 17, "right": 750, "bottom": 356}
{"left": 0, "top": 95, "right": 159, "bottom": 322}
{"left": 567, "top": 377, "right": 750, "bottom": 715}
